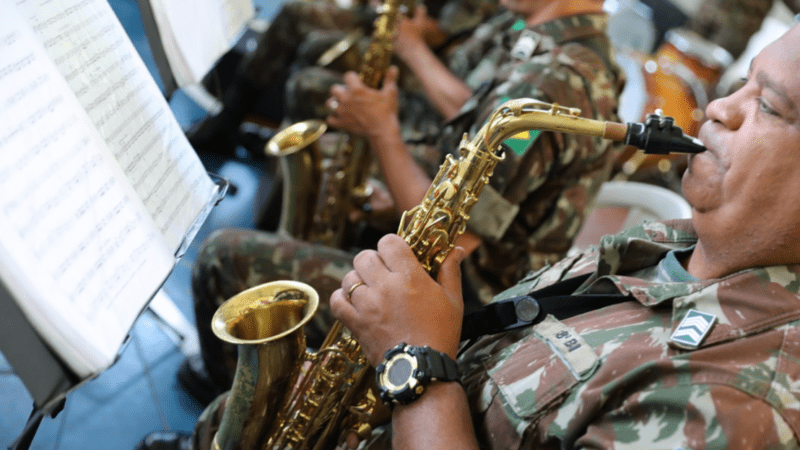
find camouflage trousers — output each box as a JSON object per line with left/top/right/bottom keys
{"left": 190, "top": 391, "right": 393, "bottom": 450}
{"left": 191, "top": 228, "right": 355, "bottom": 392}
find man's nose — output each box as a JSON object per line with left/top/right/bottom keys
{"left": 705, "top": 88, "right": 746, "bottom": 130}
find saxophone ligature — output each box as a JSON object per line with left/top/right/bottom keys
{"left": 266, "top": 0, "right": 416, "bottom": 249}
{"left": 211, "top": 99, "right": 705, "bottom": 450}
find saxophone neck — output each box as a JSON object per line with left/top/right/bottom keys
{"left": 468, "top": 99, "right": 707, "bottom": 156}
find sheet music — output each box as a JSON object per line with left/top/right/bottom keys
{"left": 0, "top": 4, "right": 174, "bottom": 377}
{"left": 16, "top": 0, "right": 216, "bottom": 253}
{"left": 147, "top": 0, "right": 255, "bottom": 87}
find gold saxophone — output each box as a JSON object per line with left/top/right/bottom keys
{"left": 265, "top": 0, "right": 415, "bottom": 249}
{"left": 210, "top": 99, "right": 704, "bottom": 450}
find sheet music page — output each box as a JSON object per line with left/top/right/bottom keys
{"left": 148, "top": 0, "right": 255, "bottom": 86}
{"left": 16, "top": 0, "right": 217, "bottom": 253}
{"left": 0, "top": 4, "right": 175, "bottom": 377}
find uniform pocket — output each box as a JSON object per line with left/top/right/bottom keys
{"left": 484, "top": 315, "right": 598, "bottom": 419}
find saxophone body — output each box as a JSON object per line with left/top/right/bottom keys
{"left": 266, "top": 0, "right": 415, "bottom": 249}
{"left": 213, "top": 99, "right": 705, "bottom": 450}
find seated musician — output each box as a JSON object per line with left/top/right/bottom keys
{"left": 329, "top": 22, "right": 800, "bottom": 448}
{"left": 188, "top": 0, "right": 499, "bottom": 157}
{"left": 137, "top": 21, "right": 800, "bottom": 450}
{"left": 146, "top": 4, "right": 621, "bottom": 445}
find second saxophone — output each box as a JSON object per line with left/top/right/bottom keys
{"left": 266, "top": 0, "right": 416, "bottom": 249}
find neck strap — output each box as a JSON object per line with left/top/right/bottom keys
{"left": 460, "top": 274, "right": 632, "bottom": 341}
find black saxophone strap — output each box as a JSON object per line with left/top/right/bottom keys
{"left": 460, "top": 273, "right": 632, "bottom": 341}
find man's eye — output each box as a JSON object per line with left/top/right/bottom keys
{"left": 758, "top": 97, "right": 779, "bottom": 116}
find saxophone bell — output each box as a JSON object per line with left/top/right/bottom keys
{"left": 210, "top": 281, "right": 319, "bottom": 450}
{"left": 265, "top": 120, "right": 328, "bottom": 240}
{"left": 265, "top": 119, "right": 328, "bottom": 158}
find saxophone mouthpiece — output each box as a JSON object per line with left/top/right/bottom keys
{"left": 625, "top": 110, "right": 706, "bottom": 155}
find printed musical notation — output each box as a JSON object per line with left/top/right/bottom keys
{"left": 18, "top": 0, "right": 214, "bottom": 250}
{"left": 0, "top": 1, "right": 219, "bottom": 380}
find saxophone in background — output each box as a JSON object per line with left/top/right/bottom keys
{"left": 265, "top": 0, "right": 416, "bottom": 250}
{"left": 210, "top": 99, "right": 706, "bottom": 450}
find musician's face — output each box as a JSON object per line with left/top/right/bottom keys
{"left": 682, "top": 24, "right": 800, "bottom": 266}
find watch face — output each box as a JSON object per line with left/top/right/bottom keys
{"left": 387, "top": 357, "right": 413, "bottom": 386}
{"left": 381, "top": 352, "right": 418, "bottom": 390}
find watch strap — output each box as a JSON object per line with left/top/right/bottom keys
{"left": 414, "top": 346, "right": 460, "bottom": 383}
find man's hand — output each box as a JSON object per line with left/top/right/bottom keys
{"left": 395, "top": 5, "right": 436, "bottom": 62}
{"left": 326, "top": 66, "right": 400, "bottom": 138}
{"left": 330, "top": 234, "right": 466, "bottom": 365}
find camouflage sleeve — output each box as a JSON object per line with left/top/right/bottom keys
{"left": 465, "top": 40, "right": 615, "bottom": 242}
{"left": 433, "top": 0, "right": 501, "bottom": 37}
{"left": 573, "top": 385, "right": 800, "bottom": 449}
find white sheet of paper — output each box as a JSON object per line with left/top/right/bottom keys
{"left": 0, "top": 3, "right": 175, "bottom": 376}
{"left": 17, "top": 0, "right": 217, "bottom": 252}
{"left": 148, "top": 0, "right": 255, "bottom": 87}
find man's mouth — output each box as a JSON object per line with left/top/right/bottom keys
{"left": 696, "top": 122, "right": 719, "bottom": 159}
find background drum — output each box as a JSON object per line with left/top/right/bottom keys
{"left": 614, "top": 28, "right": 733, "bottom": 189}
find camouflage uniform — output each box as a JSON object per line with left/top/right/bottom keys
{"left": 284, "top": 0, "right": 501, "bottom": 128}
{"left": 448, "top": 218, "right": 800, "bottom": 449}
{"left": 428, "top": 11, "right": 625, "bottom": 303}
{"left": 686, "top": 0, "right": 800, "bottom": 59}
{"left": 192, "top": 219, "right": 800, "bottom": 448}
{"left": 250, "top": 0, "right": 500, "bottom": 123}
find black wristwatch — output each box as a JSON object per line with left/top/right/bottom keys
{"left": 375, "top": 343, "right": 460, "bottom": 408}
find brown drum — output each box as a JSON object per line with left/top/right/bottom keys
{"left": 615, "top": 28, "right": 733, "bottom": 183}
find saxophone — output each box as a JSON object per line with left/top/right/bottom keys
{"left": 266, "top": 0, "right": 415, "bottom": 249}
{"left": 211, "top": 99, "right": 706, "bottom": 450}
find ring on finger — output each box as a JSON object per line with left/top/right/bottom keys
{"left": 347, "top": 281, "right": 366, "bottom": 299}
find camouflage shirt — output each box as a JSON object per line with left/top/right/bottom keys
{"left": 284, "top": 0, "right": 500, "bottom": 127}
{"left": 413, "top": 12, "right": 625, "bottom": 303}
{"left": 458, "top": 219, "right": 800, "bottom": 449}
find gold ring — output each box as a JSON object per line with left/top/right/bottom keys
{"left": 347, "top": 281, "right": 366, "bottom": 299}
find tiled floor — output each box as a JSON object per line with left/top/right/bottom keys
{"left": 0, "top": 1, "right": 283, "bottom": 448}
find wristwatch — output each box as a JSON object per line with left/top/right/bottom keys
{"left": 375, "top": 342, "right": 460, "bottom": 408}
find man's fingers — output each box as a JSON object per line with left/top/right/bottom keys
{"left": 343, "top": 70, "right": 362, "bottom": 87}
{"left": 383, "top": 66, "right": 400, "bottom": 89}
{"left": 375, "top": 233, "right": 421, "bottom": 274}
{"left": 352, "top": 248, "right": 390, "bottom": 286}
{"left": 329, "top": 288, "right": 356, "bottom": 324}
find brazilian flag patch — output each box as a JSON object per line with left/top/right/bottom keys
{"left": 500, "top": 96, "right": 540, "bottom": 155}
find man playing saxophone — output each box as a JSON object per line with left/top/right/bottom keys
{"left": 190, "top": 0, "right": 614, "bottom": 383}
{"left": 329, "top": 22, "right": 800, "bottom": 449}
{"left": 138, "top": 21, "right": 800, "bottom": 450}
{"left": 326, "top": 0, "right": 621, "bottom": 306}
{"left": 188, "top": 0, "right": 498, "bottom": 158}
{"left": 143, "top": 3, "right": 622, "bottom": 444}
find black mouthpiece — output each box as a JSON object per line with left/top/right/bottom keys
{"left": 625, "top": 112, "right": 706, "bottom": 155}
